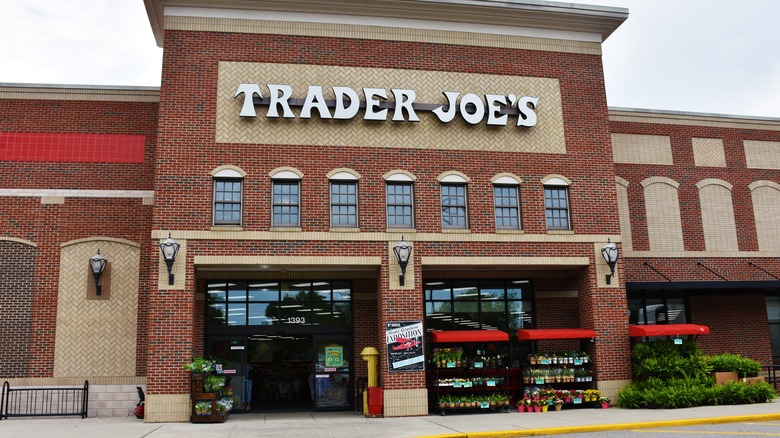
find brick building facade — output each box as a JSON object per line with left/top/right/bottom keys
{"left": 1, "top": 0, "right": 778, "bottom": 422}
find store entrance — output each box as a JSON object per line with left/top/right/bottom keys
{"left": 207, "top": 332, "right": 352, "bottom": 412}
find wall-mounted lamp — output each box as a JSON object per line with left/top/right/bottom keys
{"left": 89, "top": 250, "right": 107, "bottom": 295}
{"left": 601, "top": 238, "right": 620, "bottom": 285}
{"left": 159, "top": 233, "right": 180, "bottom": 285}
{"left": 392, "top": 237, "right": 413, "bottom": 286}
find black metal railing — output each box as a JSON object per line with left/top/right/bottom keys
{"left": 1, "top": 380, "right": 89, "bottom": 420}
{"left": 765, "top": 365, "right": 780, "bottom": 390}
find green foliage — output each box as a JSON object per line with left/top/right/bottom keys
{"left": 708, "top": 353, "right": 762, "bottom": 377}
{"left": 618, "top": 339, "right": 776, "bottom": 409}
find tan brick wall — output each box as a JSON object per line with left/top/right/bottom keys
{"left": 615, "top": 177, "right": 633, "bottom": 251}
{"left": 692, "top": 137, "right": 726, "bottom": 167}
{"left": 54, "top": 239, "right": 140, "bottom": 377}
{"left": 217, "top": 62, "right": 565, "bottom": 153}
{"left": 750, "top": 181, "right": 780, "bottom": 251}
{"left": 383, "top": 388, "right": 428, "bottom": 417}
{"left": 697, "top": 179, "right": 738, "bottom": 252}
{"left": 642, "top": 177, "right": 684, "bottom": 251}
{"left": 611, "top": 133, "right": 673, "bottom": 165}
{"left": 745, "top": 140, "right": 780, "bottom": 169}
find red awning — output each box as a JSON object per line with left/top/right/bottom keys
{"left": 429, "top": 330, "right": 509, "bottom": 343}
{"left": 629, "top": 324, "right": 710, "bottom": 337}
{"left": 517, "top": 328, "right": 596, "bottom": 341}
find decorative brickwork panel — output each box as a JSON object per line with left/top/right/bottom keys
{"left": 692, "top": 138, "right": 726, "bottom": 167}
{"left": 54, "top": 240, "right": 140, "bottom": 377}
{"left": 751, "top": 184, "right": 780, "bottom": 251}
{"left": 0, "top": 240, "right": 36, "bottom": 378}
{"left": 643, "top": 180, "right": 684, "bottom": 251}
{"left": 0, "top": 132, "right": 145, "bottom": 163}
{"left": 744, "top": 140, "right": 780, "bottom": 169}
{"left": 615, "top": 179, "right": 633, "bottom": 251}
{"left": 216, "top": 62, "right": 565, "bottom": 154}
{"left": 698, "top": 182, "right": 738, "bottom": 252}
{"left": 611, "top": 133, "right": 673, "bottom": 165}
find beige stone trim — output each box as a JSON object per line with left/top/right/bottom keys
{"left": 547, "top": 230, "right": 574, "bottom": 235}
{"left": 327, "top": 168, "right": 361, "bottom": 180}
{"left": 269, "top": 166, "right": 303, "bottom": 179}
{"left": 218, "top": 62, "right": 565, "bottom": 154}
{"left": 442, "top": 229, "right": 471, "bottom": 234}
{"left": 3, "top": 376, "right": 145, "bottom": 386}
{"left": 612, "top": 133, "right": 673, "bottom": 165}
{"left": 615, "top": 179, "right": 633, "bottom": 251}
{"left": 210, "top": 225, "right": 244, "bottom": 232}
{"left": 749, "top": 180, "right": 780, "bottom": 192}
{"left": 750, "top": 182, "right": 780, "bottom": 251}
{"left": 641, "top": 176, "right": 679, "bottom": 189}
{"left": 745, "top": 140, "right": 780, "bottom": 169}
{"left": 624, "top": 250, "right": 780, "bottom": 258}
{"left": 384, "top": 388, "right": 428, "bottom": 417}
{"left": 211, "top": 164, "right": 247, "bottom": 177}
{"left": 152, "top": 229, "right": 620, "bottom": 244}
{"left": 0, "top": 189, "right": 154, "bottom": 198}
{"left": 496, "top": 229, "right": 525, "bottom": 235}
{"left": 0, "top": 84, "right": 159, "bottom": 102}
{"left": 329, "top": 227, "right": 361, "bottom": 233}
{"left": 159, "top": 238, "right": 186, "bottom": 290}
{"left": 692, "top": 138, "right": 726, "bottom": 168}
{"left": 383, "top": 170, "right": 417, "bottom": 181}
{"left": 41, "top": 196, "right": 64, "bottom": 204}
{"left": 386, "top": 228, "right": 416, "bottom": 234}
{"left": 598, "top": 379, "right": 631, "bottom": 405}
{"left": 62, "top": 236, "right": 141, "bottom": 249}
{"left": 643, "top": 178, "right": 684, "bottom": 251}
{"left": 194, "top": 255, "right": 382, "bottom": 266}
{"left": 698, "top": 181, "right": 738, "bottom": 251}
{"left": 541, "top": 174, "right": 572, "bottom": 185}
{"left": 0, "top": 236, "right": 37, "bottom": 247}
{"left": 145, "top": 394, "right": 190, "bottom": 423}
{"left": 199, "top": 270, "right": 378, "bottom": 280}
{"left": 270, "top": 227, "right": 302, "bottom": 233}
{"left": 437, "top": 170, "right": 470, "bottom": 183}
{"left": 422, "top": 256, "right": 589, "bottom": 267}
{"left": 609, "top": 108, "right": 780, "bottom": 131}
{"left": 491, "top": 172, "right": 523, "bottom": 185}
{"left": 388, "top": 241, "right": 414, "bottom": 291}
{"left": 165, "top": 16, "right": 603, "bottom": 55}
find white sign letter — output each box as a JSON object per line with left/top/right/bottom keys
{"left": 391, "top": 89, "right": 419, "bottom": 122}
{"left": 517, "top": 96, "right": 539, "bottom": 127}
{"left": 432, "top": 92, "right": 459, "bottom": 123}
{"left": 459, "top": 93, "right": 485, "bottom": 125}
{"left": 266, "top": 84, "right": 294, "bottom": 118}
{"left": 235, "top": 83, "right": 262, "bottom": 118}
{"left": 333, "top": 86, "right": 360, "bottom": 119}
{"left": 300, "top": 86, "right": 332, "bottom": 119}
{"left": 485, "top": 94, "right": 508, "bottom": 126}
{"left": 363, "top": 88, "right": 388, "bottom": 121}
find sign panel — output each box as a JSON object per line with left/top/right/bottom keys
{"left": 386, "top": 321, "right": 424, "bottom": 372}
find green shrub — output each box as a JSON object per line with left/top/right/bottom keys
{"left": 708, "top": 353, "right": 762, "bottom": 377}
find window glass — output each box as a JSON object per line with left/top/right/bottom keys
{"left": 333, "top": 282, "right": 351, "bottom": 301}
{"left": 248, "top": 303, "right": 275, "bottom": 325}
{"left": 441, "top": 184, "right": 467, "bottom": 229}
{"left": 214, "top": 178, "right": 242, "bottom": 225}
{"left": 452, "top": 281, "right": 479, "bottom": 300}
{"left": 425, "top": 282, "right": 451, "bottom": 300}
{"left": 207, "top": 303, "right": 226, "bottom": 326}
{"left": 387, "top": 183, "right": 414, "bottom": 228}
{"left": 544, "top": 186, "right": 570, "bottom": 230}
{"left": 494, "top": 185, "right": 520, "bottom": 229}
{"left": 272, "top": 180, "right": 300, "bottom": 227}
{"left": 331, "top": 181, "right": 358, "bottom": 227}
{"left": 248, "top": 282, "right": 279, "bottom": 301}
{"left": 226, "top": 303, "right": 247, "bottom": 325}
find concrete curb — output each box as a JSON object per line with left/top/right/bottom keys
{"left": 416, "top": 412, "right": 780, "bottom": 438}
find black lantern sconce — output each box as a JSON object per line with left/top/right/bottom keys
{"left": 393, "top": 237, "right": 413, "bottom": 286}
{"left": 89, "top": 250, "right": 108, "bottom": 296}
{"left": 601, "top": 238, "right": 620, "bottom": 285}
{"left": 159, "top": 233, "right": 180, "bottom": 285}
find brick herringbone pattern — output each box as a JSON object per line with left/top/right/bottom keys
{"left": 745, "top": 140, "right": 780, "bottom": 169}
{"left": 692, "top": 137, "right": 726, "bottom": 167}
{"left": 751, "top": 184, "right": 780, "bottom": 250}
{"left": 216, "top": 62, "right": 565, "bottom": 154}
{"left": 54, "top": 241, "right": 139, "bottom": 377}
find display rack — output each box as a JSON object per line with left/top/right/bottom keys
{"left": 428, "top": 330, "right": 518, "bottom": 415}
{"left": 190, "top": 374, "right": 229, "bottom": 423}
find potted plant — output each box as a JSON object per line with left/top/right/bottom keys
{"left": 204, "top": 374, "right": 227, "bottom": 393}
{"left": 194, "top": 401, "right": 211, "bottom": 416}
{"left": 553, "top": 398, "right": 563, "bottom": 411}
{"left": 184, "top": 357, "right": 214, "bottom": 373}
{"left": 599, "top": 396, "right": 611, "bottom": 409}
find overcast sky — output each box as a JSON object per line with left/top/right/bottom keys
{"left": 2, "top": 0, "right": 779, "bottom": 118}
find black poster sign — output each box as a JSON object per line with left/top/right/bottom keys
{"left": 386, "top": 321, "right": 424, "bottom": 372}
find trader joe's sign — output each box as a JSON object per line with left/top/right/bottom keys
{"left": 386, "top": 321, "right": 424, "bottom": 372}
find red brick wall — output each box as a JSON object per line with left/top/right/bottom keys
{"left": 0, "top": 241, "right": 36, "bottom": 377}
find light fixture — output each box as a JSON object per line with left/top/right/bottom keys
{"left": 393, "top": 237, "right": 413, "bottom": 286}
{"left": 89, "top": 250, "right": 108, "bottom": 296}
{"left": 159, "top": 233, "right": 180, "bottom": 285}
{"left": 601, "top": 238, "right": 620, "bottom": 285}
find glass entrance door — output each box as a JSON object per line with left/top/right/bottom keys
{"left": 313, "top": 334, "right": 352, "bottom": 409}
{"left": 207, "top": 338, "right": 248, "bottom": 410}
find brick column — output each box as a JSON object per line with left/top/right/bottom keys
{"left": 375, "top": 241, "right": 427, "bottom": 416}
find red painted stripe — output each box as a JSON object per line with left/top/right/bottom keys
{"left": 0, "top": 132, "right": 145, "bottom": 163}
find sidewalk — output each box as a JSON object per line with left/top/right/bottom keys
{"left": 2, "top": 401, "right": 780, "bottom": 438}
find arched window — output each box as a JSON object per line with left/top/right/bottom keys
{"left": 542, "top": 175, "right": 571, "bottom": 231}
{"left": 212, "top": 166, "right": 246, "bottom": 226}
{"left": 384, "top": 171, "right": 416, "bottom": 229}
{"left": 270, "top": 168, "right": 303, "bottom": 228}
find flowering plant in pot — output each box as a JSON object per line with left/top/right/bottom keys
{"left": 599, "top": 397, "right": 611, "bottom": 408}
{"left": 194, "top": 401, "right": 211, "bottom": 415}
{"left": 204, "top": 374, "right": 227, "bottom": 392}
{"left": 184, "top": 357, "right": 214, "bottom": 373}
